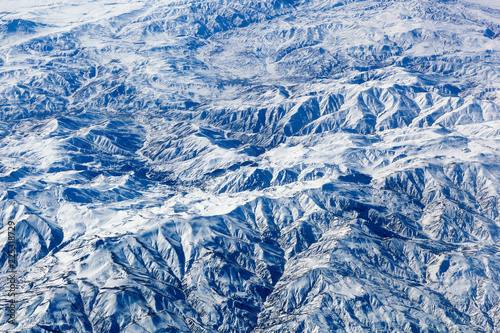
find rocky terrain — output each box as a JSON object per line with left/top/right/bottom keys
{"left": 0, "top": 0, "right": 500, "bottom": 331}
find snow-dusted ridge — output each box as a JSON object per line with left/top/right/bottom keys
{"left": 0, "top": 0, "right": 500, "bottom": 331}
{"left": 463, "top": 0, "right": 500, "bottom": 10}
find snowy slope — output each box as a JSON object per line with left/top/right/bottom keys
{"left": 462, "top": 0, "right": 500, "bottom": 9}
{"left": 0, "top": 0, "right": 500, "bottom": 332}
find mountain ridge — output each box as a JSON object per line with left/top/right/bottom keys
{"left": 0, "top": 0, "right": 499, "bottom": 331}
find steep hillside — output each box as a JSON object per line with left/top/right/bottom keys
{"left": 0, "top": 0, "right": 500, "bottom": 331}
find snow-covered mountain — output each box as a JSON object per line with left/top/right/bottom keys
{"left": 0, "top": 0, "right": 500, "bottom": 331}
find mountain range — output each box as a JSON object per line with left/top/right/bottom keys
{"left": 0, "top": 0, "right": 500, "bottom": 331}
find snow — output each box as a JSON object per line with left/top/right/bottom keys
{"left": 0, "top": 0, "right": 499, "bottom": 331}
{"left": 463, "top": 0, "right": 500, "bottom": 9}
